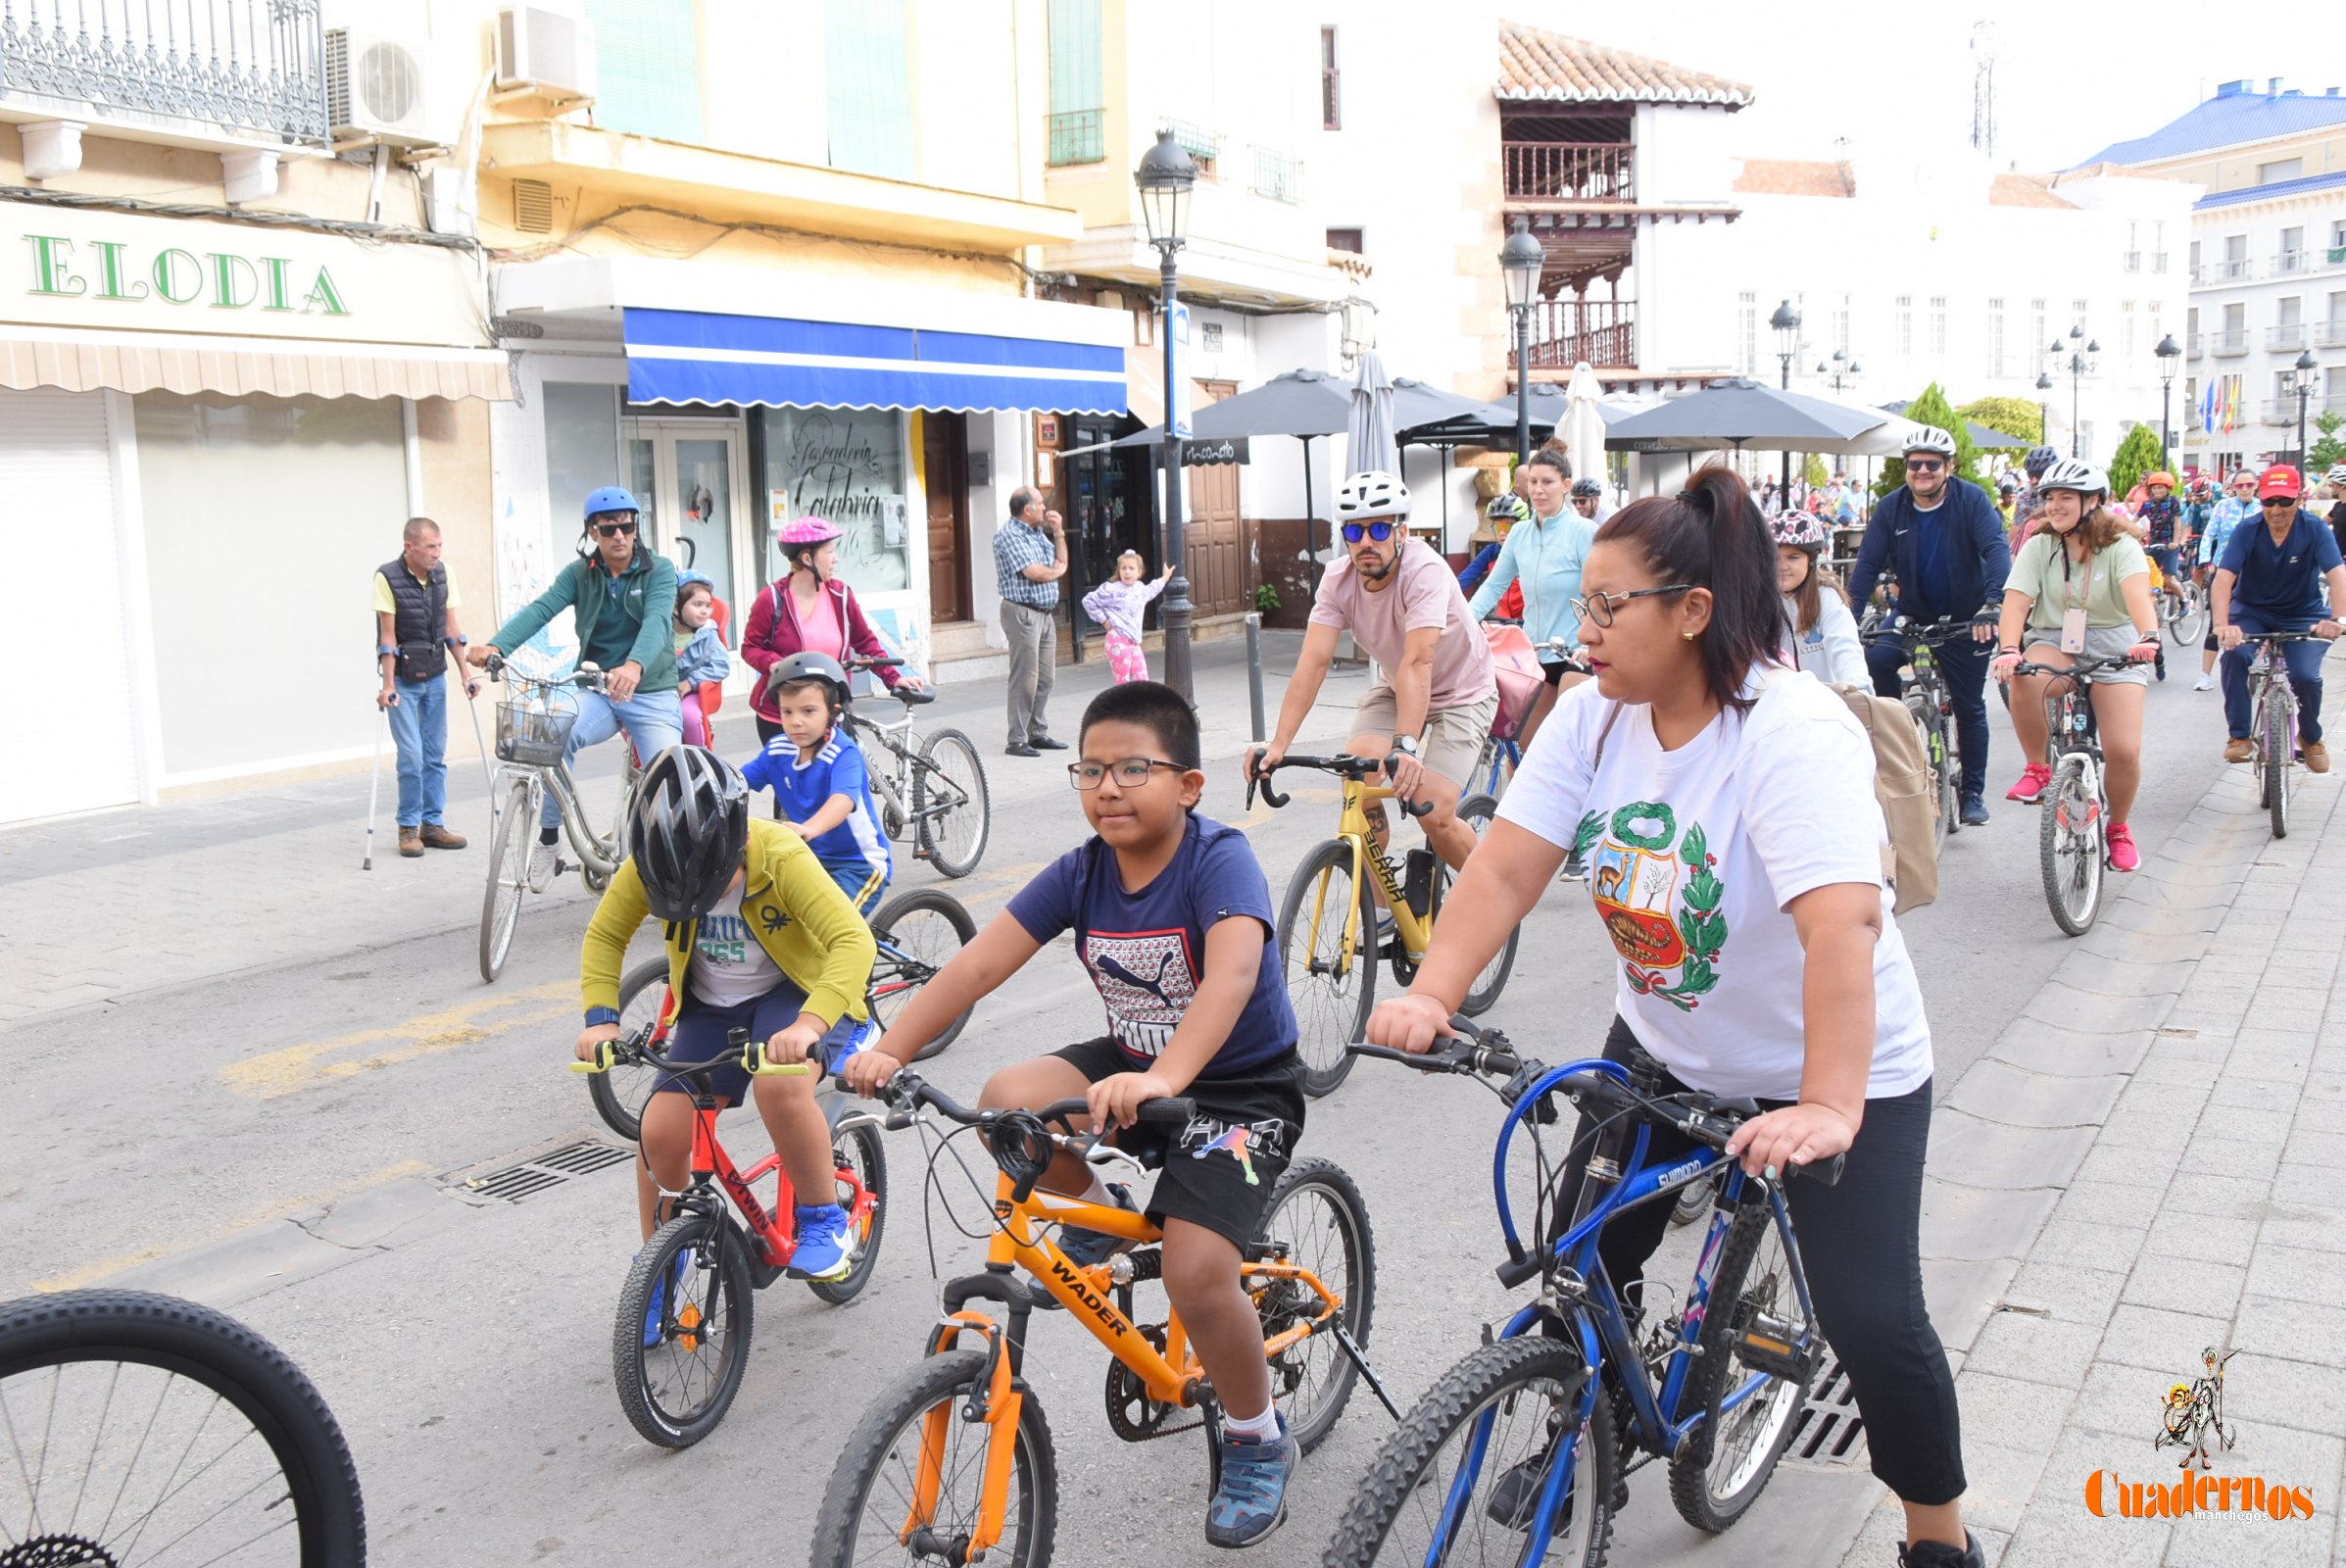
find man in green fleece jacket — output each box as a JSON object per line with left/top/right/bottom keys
{"left": 469, "top": 485, "right": 681, "bottom": 874}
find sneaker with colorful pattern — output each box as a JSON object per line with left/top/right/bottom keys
{"left": 1206, "top": 1410, "right": 1297, "bottom": 1549}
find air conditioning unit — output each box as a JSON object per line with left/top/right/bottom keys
{"left": 498, "top": 7, "right": 597, "bottom": 103}
{"left": 324, "top": 28, "right": 436, "bottom": 147}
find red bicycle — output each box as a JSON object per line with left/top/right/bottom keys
{"left": 573, "top": 1032, "right": 888, "bottom": 1447}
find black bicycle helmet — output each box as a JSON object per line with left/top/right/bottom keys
{"left": 628, "top": 746, "right": 750, "bottom": 921}
{"left": 766, "top": 650, "right": 853, "bottom": 708}
{"left": 2024, "top": 444, "right": 2059, "bottom": 475}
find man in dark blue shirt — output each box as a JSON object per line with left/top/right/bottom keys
{"left": 1847, "top": 428, "right": 2012, "bottom": 825}
{"left": 2213, "top": 465, "right": 2346, "bottom": 771}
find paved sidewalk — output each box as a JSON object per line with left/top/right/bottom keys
{"left": 1834, "top": 759, "right": 2346, "bottom": 1566}
{"left": 0, "top": 635, "right": 1320, "bottom": 1025}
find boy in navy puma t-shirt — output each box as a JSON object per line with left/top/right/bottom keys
{"left": 843, "top": 680, "right": 1304, "bottom": 1549}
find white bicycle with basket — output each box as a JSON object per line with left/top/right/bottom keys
{"left": 476, "top": 653, "right": 646, "bottom": 982}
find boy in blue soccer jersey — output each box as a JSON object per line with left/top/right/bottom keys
{"left": 843, "top": 680, "right": 1305, "bottom": 1550}
{"left": 741, "top": 653, "right": 891, "bottom": 916}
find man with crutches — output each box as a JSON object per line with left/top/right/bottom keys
{"left": 374, "top": 517, "right": 478, "bottom": 858}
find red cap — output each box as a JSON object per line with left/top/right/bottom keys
{"left": 2259, "top": 465, "right": 2304, "bottom": 500}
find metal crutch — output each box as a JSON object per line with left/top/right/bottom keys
{"left": 362, "top": 704, "right": 389, "bottom": 870}
{"left": 452, "top": 642, "right": 498, "bottom": 833}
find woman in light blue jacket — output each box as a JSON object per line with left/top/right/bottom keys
{"left": 1465, "top": 450, "right": 1597, "bottom": 748}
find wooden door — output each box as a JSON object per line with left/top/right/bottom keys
{"left": 922, "top": 411, "right": 970, "bottom": 622}
{"left": 1185, "top": 380, "right": 1245, "bottom": 615}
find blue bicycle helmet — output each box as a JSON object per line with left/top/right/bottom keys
{"left": 584, "top": 485, "right": 642, "bottom": 519}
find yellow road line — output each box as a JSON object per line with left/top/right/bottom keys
{"left": 219, "top": 983, "right": 574, "bottom": 1101}
{"left": 34, "top": 1158, "right": 433, "bottom": 1292}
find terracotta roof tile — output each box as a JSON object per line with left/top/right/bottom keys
{"left": 1989, "top": 172, "right": 2077, "bottom": 209}
{"left": 1497, "top": 23, "right": 1753, "bottom": 108}
{"left": 1732, "top": 159, "right": 1855, "bottom": 197}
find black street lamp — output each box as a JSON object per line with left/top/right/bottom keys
{"left": 2294, "top": 347, "right": 2320, "bottom": 469}
{"left": 2155, "top": 333, "right": 2181, "bottom": 463}
{"left": 1815, "top": 349, "right": 1860, "bottom": 393}
{"left": 2035, "top": 370, "right": 2053, "bottom": 445}
{"left": 1135, "top": 127, "right": 1198, "bottom": 701}
{"left": 1500, "top": 217, "right": 1545, "bottom": 466}
{"left": 2048, "top": 325, "right": 2097, "bottom": 458}
{"left": 1771, "top": 298, "right": 1801, "bottom": 497}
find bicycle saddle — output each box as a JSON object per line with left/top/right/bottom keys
{"left": 889, "top": 685, "right": 936, "bottom": 706}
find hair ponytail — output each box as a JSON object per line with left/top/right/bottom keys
{"left": 1594, "top": 464, "right": 1789, "bottom": 712}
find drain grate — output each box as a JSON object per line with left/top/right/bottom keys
{"left": 464, "top": 1140, "right": 634, "bottom": 1202}
{"left": 1788, "top": 1355, "right": 1868, "bottom": 1465}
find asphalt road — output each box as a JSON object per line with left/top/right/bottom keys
{"left": 0, "top": 636, "right": 2261, "bottom": 1564}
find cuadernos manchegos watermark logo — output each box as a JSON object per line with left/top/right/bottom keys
{"left": 2083, "top": 1348, "right": 2317, "bottom": 1521}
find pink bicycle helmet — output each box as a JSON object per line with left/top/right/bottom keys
{"left": 774, "top": 514, "right": 844, "bottom": 545}
{"left": 1769, "top": 511, "right": 1833, "bottom": 549}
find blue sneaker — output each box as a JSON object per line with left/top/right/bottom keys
{"left": 1206, "top": 1411, "right": 1297, "bottom": 1549}
{"left": 787, "top": 1203, "right": 855, "bottom": 1281}
{"left": 640, "top": 1245, "right": 694, "bottom": 1348}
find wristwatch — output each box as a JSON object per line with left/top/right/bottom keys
{"left": 1391, "top": 734, "right": 1420, "bottom": 758}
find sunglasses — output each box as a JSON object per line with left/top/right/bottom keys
{"left": 591, "top": 519, "right": 638, "bottom": 537}
{"left": 1341, "top": 520, "right": 1398, "bottom": 544}
{"left": 1068, "top": 758, "right": 1185, "bottom": 790}
{"left": 2261, "top": 497, "right": 2298, "bottom": 509}
{"left": 1571, "top": 583, "right": 1692, "bottom": 628}
{"left": 1906, "top": 459, "right": 1945, "bottom": 473}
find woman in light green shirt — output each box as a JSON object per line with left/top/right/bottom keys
{"left": 1988, "top": 461, "right": 2161, "bottom": 872}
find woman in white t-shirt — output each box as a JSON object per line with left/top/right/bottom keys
{"left": 1365, "top": 466, "right": 1979, "bottom": 1568}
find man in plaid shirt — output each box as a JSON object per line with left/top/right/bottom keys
{"left": 995, "top": 486, "right": 1069, "bottom": 756}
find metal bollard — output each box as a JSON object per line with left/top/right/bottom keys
{"left": 1244, "top": 612, "right": 1266, "bottom": 742}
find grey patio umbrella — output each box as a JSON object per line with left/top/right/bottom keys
{"left": 1605, "top": 378, "right": 1890, "bottom": 452}
{"left": 1347, "top": 351, "right": 1399, "bottom": 480}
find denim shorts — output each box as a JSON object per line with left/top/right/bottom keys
{"left": 658, "top": 982, "right": 867, "bottom": 1103}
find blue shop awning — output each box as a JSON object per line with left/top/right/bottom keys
{"left": 622, "top": 308, "right": 1127, "bottom": 415}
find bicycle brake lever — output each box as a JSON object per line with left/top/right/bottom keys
{"left": 1082, "top": 1144, "right": 1151, "bottom": 1178}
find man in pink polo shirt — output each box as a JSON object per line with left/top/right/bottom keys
{"left": 1246, "top": 470, "right": 1498, "bottom": 871}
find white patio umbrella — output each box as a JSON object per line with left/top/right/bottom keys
{"left": 1559, "top": 361, "right": 1609, "bottom": 479}
{"left": 1346, "top": 350, "right": 1399, "bottom": 478}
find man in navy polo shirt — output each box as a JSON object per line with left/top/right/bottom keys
{"left": 2213, "top": 465, "right": 2346, "bottom": 771}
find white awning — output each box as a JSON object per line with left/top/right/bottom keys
{"left": 0, "top": 323, "right": 512, "bottom": 402}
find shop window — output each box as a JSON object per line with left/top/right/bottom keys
{"left": 761, "top": 407, "right": 911, "bottom": 594}
{"left": 826, "top": 0, "right": 916, "bottom": 181}
{"left": 584, "top": 0, "right": 704, "bottom": 145}
{"left": 545, "top": 383, "right": 623, "bottom": 545}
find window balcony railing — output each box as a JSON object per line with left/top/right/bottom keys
{"left": 2272, "top": 250, "right": 2311, "bottom": 276}
{"left": 2195, "top": 260, "right": 2252, "bottom": 285}
{"left": 0, "top": 0, "right": 327, "bottom": 147}
{"left": 2264, "top": 396, "right": 2317, "bottom": 425}
{"left": 1320, "top": 65, "right": 1339, "bottom": 130}
{"left": 2269, "top": 321, "right": 2309, "bottom": 351}
{"left": 2151, "top": 252, "right": 2169, "bottom": 273}
{"left": 2123, "top": 251, "right": 2140, "bottom": 272}
{"left": 1251, "top": 145, "right": 1303, "bottom": 205}
{"left": 1503, "top": 140, "right": 1634, "bottom": 204}
{"left": 2317, "top": 319, "right": 2346, "bottom": 349}
{"left": 1162, "top": 118, "right": 1221, "bottom": 172}
{"left": 1510, "top": 299, "right": 1636, "bottom": 370}
{"left": 1046, "top": 108, "right": 1103, "bottom": 167}
{"left": 2211, "top": 329, "right": 2249, "bottom": 356}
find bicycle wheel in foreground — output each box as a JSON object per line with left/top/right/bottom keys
{"left": 869, "top": 889, "right": 978, "bottom": 1059}
{"left": 2038, "top": 755, "right": 2103, "bottom": 936}
{"left": 1903, "top": 697, "right": 1952, "bottom": 845}
{"left": 1276, "top": 840, "right": 1377, "bottom": 1098}
{"left": 611, "top": 1213, "right": 755, "bottom": 1448}
{"left": 478, "top": 777, "right": 532, "bottom": 982}
{"left": 1324, "top": 1336, "right": 1615, "bottom": 1568}
{"left": 805, "top": 1119, "right": 889, "bottom": 1307}
{"left": 1666, "top": 1200, "right": 1817, "bottom": 1531}
{"left": 587, "top": 958, "right": 674, "bottom": 1143}
{"left": 915, "top": 727, "right": 991, "bottom": 878}
{"left": 0, "top": 1289, "right": 367, "bottom": 1567}
{"left": 1443, "top": 793, "right": 1519, "bottom": 1016}
{"left": 1252, "top": 1157, "right": 1375, "bottom": 1453}
{"left": 2266, "top": 696, "right": 2291, "bottom": 840}
{"left": 809, "top": 1347, "right": 1057, "bottom": 1568}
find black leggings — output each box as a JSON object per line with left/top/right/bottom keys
{"left": 1547, "top": 1017, "right": 1965, "bottom": 1507}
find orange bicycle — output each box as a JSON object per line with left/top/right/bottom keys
{"left": 807, "top": 1070, "right": 1391, "bottom": 1566}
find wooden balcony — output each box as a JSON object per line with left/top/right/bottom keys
{"left": 1509, "top": 299, "right": 1635, "bottom": 371}
{"left": 1503, "top": 140, "right": 1634, "bottom": 204}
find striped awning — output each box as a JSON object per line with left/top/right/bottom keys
{"left": 623, "top": 307, "right": 1126, "bottom": 415}
{"left": 0, "top": 324, "right": 511, "bottom": 401}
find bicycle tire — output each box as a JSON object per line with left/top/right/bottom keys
{"left": 1277, "top": 838, "right": 1377, "bottom": 1098}
{"left": 611, "top": 1212, "right": 755, "bottom": 1448}
{"left": 1443, "top": 793, "right": 1519, "bottom": 1016}
{"left": 809, "top": 1348, "right": 1057, "bottom": 1568}
{"left": 2166, "top": 585, "right": 2207, "bottom": 648}
{"left": 0, "top": 1289, "right": 367, "bottom": 1566}
{"left": 2267, "top": 695, "right": 2291, "bottom": 840}
{"left": 478, "top": 777, "right": 532, "bottom": 982}
{"left": 1323, "top": 1335, "right": 1616, "bottom": 1568}
{"left": 1665, "top": 1200, "right": 1818, "bottom": 1533}
{"left": 869, "top": 888, "right": 978, "bottom": 1060}
{"left": 587, "top": 958, "right": 673, "bottom": 1142}
{"left": 914, "top": 727, "right": 992, "bottom": 879}
{"left": 1902, "top": 698, "right": 1949, "bottom": 845}
{"left": 2038, "top": 755, "right": 2103, "bottom": 936}
{"left": 806, "top": 1119, "right": 889, "bottom": 1306}
{"left": 1253, "top": 1157, "right": 1375, "bottom": 1454}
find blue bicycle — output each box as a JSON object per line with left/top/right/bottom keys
{"left": 1324, "top": 1018, "right": 1841, "bottom": 1566}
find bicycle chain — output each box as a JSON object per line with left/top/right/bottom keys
{"left": 1103, "top": 1323, "right": 1203, "bottom": 1442}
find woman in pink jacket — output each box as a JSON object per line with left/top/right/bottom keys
{"left": 741, "top": 517, "right": 930, "bottom": 760}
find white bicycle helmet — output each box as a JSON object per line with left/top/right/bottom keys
{"left": 1903, "top": 426, "right": 1958, "bottom": 459}
{"left": 2038, "top": 457, "right": 2108, "bottom": 497}
{"left": 1336, "top": 470, "right": 1411, "bottom": 522}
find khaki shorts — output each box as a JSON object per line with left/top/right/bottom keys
{"left": 1352, "top": 683, "right": 1500, "bottom": 793}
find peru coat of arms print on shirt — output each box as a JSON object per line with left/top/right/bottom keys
{"left": 1574, "top": 801, "right": 1728, "bottom": 1010}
